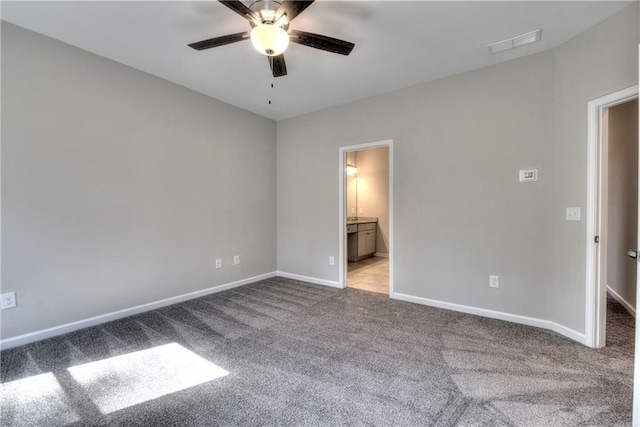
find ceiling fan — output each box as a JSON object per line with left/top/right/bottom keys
{"left": 188, "top": 0, "right": 355, "bottom": 78}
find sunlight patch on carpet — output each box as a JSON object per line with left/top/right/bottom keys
{"left": 67, "top": 343, "right": 229, "bottom": 414}
{"left": 0, "top": 372, "right": 80, "bottom": 425}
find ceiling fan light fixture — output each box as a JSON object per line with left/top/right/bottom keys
{"left": 250, "top": 24, "right": 289, "bottom": 56}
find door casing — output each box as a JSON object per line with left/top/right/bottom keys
{"left": 585, "top": 85, "right": 638, "bottom": 348}
{"left": 338, "top": 139, "right": 394, "bottom": 293}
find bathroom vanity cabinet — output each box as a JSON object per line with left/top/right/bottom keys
{"left": 347, "top": 220, "right": 377, "bottom": 262}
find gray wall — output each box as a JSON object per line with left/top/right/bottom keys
{"left": 607, "top": 100, "right": 638, "bottom": 312}
{"left": 1, "top": 23, "right": 277, "bottom": 339}
{"left": 278, "top": 50, "right": 556, "bottom": 320}
{"left": 278, "top": 3, "right": 639, "bottom": 331}
{"left": 551, "top": 4, "right": 639, "bottom": 331}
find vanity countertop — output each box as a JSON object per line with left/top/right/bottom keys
{"left": 346, "top": 217, "right": 378, "bottom": 225}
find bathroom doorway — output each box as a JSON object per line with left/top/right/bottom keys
{"left": 586, "top": 86, "right": 638, "bottom": 349}
{"left": 339, "top": 140, "right": 393, "bottom": 295}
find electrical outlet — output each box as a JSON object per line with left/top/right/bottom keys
{"left": 215, "top": 258, "right": 222, "bottom": 269}
{"left": 1, "top": 292, "right": 17, "bottom": 309}
{"left": 489, "top": 275, "right": 499, "bottom": 288}
{"left": 329, "top": 256, "right": 335, "bottom": 265}
{"left": 234, "top": 255, "right": 240, "bottom": 265}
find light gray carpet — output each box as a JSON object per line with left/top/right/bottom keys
{"left": 1, "top": 277, "right": 634, "bottom": 426}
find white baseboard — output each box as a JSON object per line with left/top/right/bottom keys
{"left": 607, "top": 285, "right": 636, "bottom": 317}
{"left": 276, "top": 271, "right": 342, "bottom": 289}
{"left": 391, "top": 292, "right": 586, "bottom": 345}
{"left": 0, "top": 272, "right": 277, "bottom": 350}
{"left": 374, "top": 252, "right": 389, "bottom": 258}
{"left": 547, "top": 322, "right": 586, "bottom": 344}
{"left": 1, "top": 272, "right": 588, "bottom": 350}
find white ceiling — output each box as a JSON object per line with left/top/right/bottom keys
{"left": 1, "top": 1, "right": 632, "bottom": 121}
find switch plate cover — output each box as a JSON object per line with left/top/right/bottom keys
{"left": 566, "top": 207, "right": 581, "bottom": 221}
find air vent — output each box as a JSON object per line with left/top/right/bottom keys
{"left": 488, "top": 29, "right": 542, "bottom": 55}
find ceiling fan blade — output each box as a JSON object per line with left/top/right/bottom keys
{"left": 269, "top": 54, "right": 288, "bottom": 78}
{"left": 289, "top": 30, "right": 355, "bottom": 56}
{"left": 218, "top": 0, "right": 259, "bottom": 23}
{"left": 275, "top": 0, "right": 314, "bottom": 24}
{"left": 188, "top": 32, "right": 249, "bottom": 50}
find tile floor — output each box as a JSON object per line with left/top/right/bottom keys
{"left": 347, "top": 256, "right": 389, "bottom": 295}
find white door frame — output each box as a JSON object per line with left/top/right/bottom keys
{"left": 585, "top": 84, "right": 638, "bottom": 349}
{"left": 338, "top": 139, "right": 394, "bottom": 293}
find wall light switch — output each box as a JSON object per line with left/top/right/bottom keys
{"left": 566, "top": 207, "right": 581, "bottom": 221}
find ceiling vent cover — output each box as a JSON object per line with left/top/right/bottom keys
{"left": 488, "top": 29, "right": 542, "bottom": 54}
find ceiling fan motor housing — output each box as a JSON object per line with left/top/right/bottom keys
{"left": 250, "top": 0, "right": 284, "bottom": 25}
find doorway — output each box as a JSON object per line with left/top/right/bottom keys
{"left": 605, "top": 99, "right": 638, "bottom": 321}
{"left": 586, "top": 86, "right": 638, "bottom": 349}
{"left": 339, "top": 140, "right": 393, "bottom": 295}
